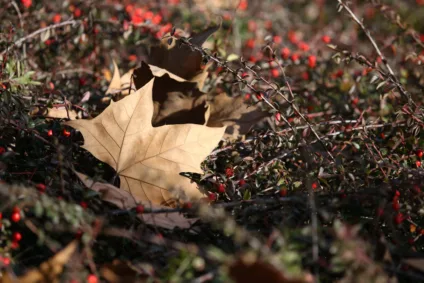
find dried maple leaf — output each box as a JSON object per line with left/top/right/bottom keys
{"left": 148, "top": 25, "right": 219, "bottom": 88}
{"left": 75, "top": 172, "right": 198, "bottom": 229}
{"left": 207, "top": 93, "right": 268, "bottom": 139}
{"left": 66, "top": 79, "right": 225, "bottom": 206}
{"left": 133, "top": 64, "right": 266, "bottom": 139}
{"left": 105, "top": 60, "right": 135, "bottom": 97}
{"left": 133, "top": 62, "right": 209, "bottom": 127}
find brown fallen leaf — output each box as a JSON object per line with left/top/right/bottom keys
{"left": 66, "top": 79, "right": 225, "bottom": 206}
{"left": 30, "top": 106, "right": 78, "bottom": 120}
{"left": 133, "top": 64, "right": 266, "bottom": 139}
{"left": 105, "top": 60, "right": 135, "bottom": 97}
{"left": 5, "top": 241, "right": 78, "bottom": 283}
{"left": 229, "top": 258, "right": 312, "bottom": 283}
{"left": 148, "top": 25, "right": 219, "bottom": 88}
{"left": 403, "top": 258, "right": 424, "bottom": 273}
{"left": 100, "top": 260, "right": 150, "bottom": 283}
{"left": 207, "top": 93, "right": 268, "bottom": 139}
{"left": 133, "top": 62, "right": 209, "bottom": 127}
{"left": 75, "top": 172, "right": 198, "bottom": 229}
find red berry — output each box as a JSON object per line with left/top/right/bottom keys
{"left": 135, "top": 204, "right": 144, "bottom": 214}
{"left": 63, "top": 129, "right": 71, "bottom": 137}
{"left": 2, "top": 258, "right": 10, "bottom": 266}
{"left": 321, "top": 35, "right": 331, "bottom": 43}
{"left": 225, "top": 167, "right": 234, "bottom": 177}
{"left": 0, "top": 212, "right": 2, "bottom": 220}
{"left": 311, "top": 182, "right": 318, "bottom": 190}
{"left": 53, "top": 14, "right": 61, "bottom": 24}
{"left": 352, "top": 97, "right": 359, "bottom": 105}
{"left": 273, "top": 35, "right": 282, "bottom": 44}
{"left": 287, "top": 30, "right": 298, "bottom": 44}
{"left": 10, "top": 241, "right": 19, "bottom": 250}
{"left": 0, "top": 147, "right": 5, "bottom": 154}
{"left": 75, "top": 230, "right": 83, "bottom": 239}
{"left": 208, "top": 193, "right": 217, "bottom": 202}
{"left": 281, "top": 47, "right": 291, "bottom": 59}
{"left": 256, "top": 93, "right": 263, "bottom": 100}
{"left": 298, "top": 41, "right": 310, "bottom": 51}
{"left": 416, "top": 160, "right": 422, "bottom": 167}
{"left": 183, "top": 202, "right": 192, "bottom": 209}
{"left": 238, "top": 179, "right": 246, "bottom": 186}
{"left": 275, "top": 112, "right": 281, "bottom": 122}
{"left": 392, "top": 199, "right": 400, "bottom": 211}
{"left": 87, "top": 274, "right": 98, "bottom": 283}
{"left": 244, "top": 93, "right": 251, "bottom": 100}
{"left": 395, "top": 190, "right": 401, "bottom": 197}
{"left": 12, "top": 232, "right": 22, "bottom": 242}
{"left": 264, "top": 20, "right": 273, "bottom": 30}
{"left": 80, "top": 201, "right": 88, "bottom": 209}
{"left": 248, "top": 20, "right": 257, "bottom": 32}
{"left": 74, "top": 8, "right": 82, "bottom": 18}
{"left": 280, "top": 188, "right": 287, "bottom": 197}
{"left": 11, "top": 212, "right": 20, "bottom": 223}
{"left": 291, "top": 53, "right": 300, "bottom": 62}
{"left": 238, "top": 0, "right": 248, "bottom": 11}
{"left": 308, "top": 55, "right": 317, "bottom": 68}
{"left": 301, "top": 71, "right": 310, "bottom": 81}
{"left": 47, "top": 129, "right": 53, "bottom": 137}
{"left": 271, "top": 68, "right": 279, "bottom": 78}
{"left": 36, "top": 183, "right": 46, "bottom": 192}
{"left": 394, "top": 213, "right": 404, "bottom": 225}
{"left": 217, "top": 184, "right": 226, "bottom": 193}
{"left": 21, "top": 0, "right": 32, "bottom": 8}
{"left": 416, "top": 149, "right": 423, "bottom": 159}
{"left": 245, "top": 38, "right": 255, "bottom": 49}
{"left": 152, "top": 14, "right": 162, "bottom": 25}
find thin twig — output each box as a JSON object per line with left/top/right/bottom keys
{"left": 337, "top": 0, "right": 414, "bottom": 106}
{"left": 1, "top": 19, "right": 81, "bottom": 56}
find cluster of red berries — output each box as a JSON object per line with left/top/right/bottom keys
{"left": 416, "top": 149, "right": 423, "bottom": 167}
{"left": 244, "top": 28, "right": 332, "bottom": 78}
{"left": 47, "top": 129, "right": 71, "bottom": 137}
